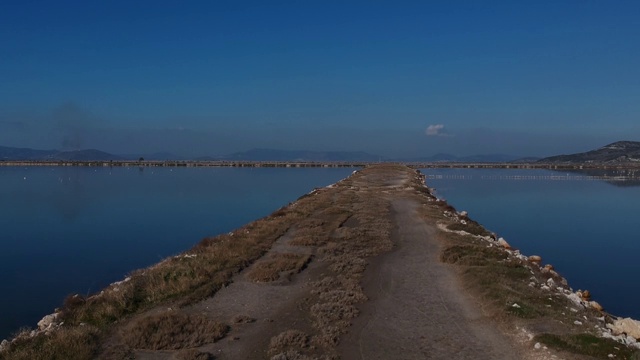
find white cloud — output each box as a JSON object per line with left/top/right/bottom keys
{"left": 425, "top": 124, "right": 450, "bottom": 137}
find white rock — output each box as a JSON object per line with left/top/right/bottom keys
{"left": 546, "top": 278, "right": 556, "bottom": 288}
{"left": 607, "top": 318, "right": 640, "bottom": 340}
{"left": 0, "top": 339, "right": 8, "bottom": 352}
{"left": 497, "top": 237, "right": 511, "bottom": 249}
{"left": 37, "top": 313, "right": 58, "bottom": 331}
{"left": 574, "top": 320, "right": 583, "bottom": 326}
{"left": 565, "top": 293, "right": 584, "bottom": 307}
{"left": 459, "top": 211, "right": 468, "bottom": 217}
{"left": 534, "top": 342, "right": 542, "bottom": 350}
{"left": 512, "top": 303, "right": 521, "bottom": 308}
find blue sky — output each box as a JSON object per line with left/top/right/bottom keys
{"left": 1, "top": 1, "right": 639, "bottom": 157}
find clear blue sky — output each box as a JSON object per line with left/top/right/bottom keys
{"left": 1, "top": 1, "right": 639, "bottom": 157}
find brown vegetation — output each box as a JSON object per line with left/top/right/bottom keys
{"left": 1, "top": 326, "right": 100, "bottom": 360}
{"left": 268, "top": 330, "right": 310, "bottom": 356}
{"left": 246, "top": 253, "right": 312, "bottom": 283}
{"left": 120, "top": 311, "right": 227, "bottom": 350}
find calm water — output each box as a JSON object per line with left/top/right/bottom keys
{"left": 0, "top": 166, "right": 356, "bottom": 339}
{"left": 422, "top": 168, "right": 640, "bottom": 320}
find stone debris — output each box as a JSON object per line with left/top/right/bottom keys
{"left": 37, "top": 312, "right": 59, "bottom": 331}
{"left": 607, "top": 318, "right": 640, "bottom": 340}
{"left": 528, "top": 255, "right": 542, "bottom": 263}
{"left": 601, "top": 329, "right": 640, "bottom": 349}
{"left": 546, "top": 278, "right": 556, "bottom": 289}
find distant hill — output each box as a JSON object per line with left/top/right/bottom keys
{"left": 538, "top": 141, "right": 640, "bottom": 164}
{"left": 0, "top": 145, "right": 539, "bottom": 163}
{"left": 220, "top": 149, "right": 383, "bottom": 162}
{"left": 0, "top": 146, "right": 121, "bottom": 161}
{"left": 53, "top": 149, "right": 122, "bottom": 161}
{"left": 402, "top": 153, "right": 525, "bottom": 163}
{"left": 119, "top": 152, "right": 182, "bottom": 161}
{"left": 0, "top": 146, "right": 57, "bottom": 160}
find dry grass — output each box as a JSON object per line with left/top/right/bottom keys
{"left": 440, "top": 244, "right": 508, "bottom": 266}
{"left": 1, "top": 325, "right": 100, "bottom": 360}
{"left": 438, "top": 230, "right": 574, "bottom": 321}
{"left": 59, "top": 214, "right": 298, "bottom": 329}
{"left": 231, "top": 314, "right": 256, "bottom": 324}
{"left": 298, "top": 168, "right": 397, "bottom": 353}
{"left": 268, "top": 330, "right": 310, "bottom": 355}
{"left": 246, "top": 253, "right": 312, "bottom": 283}
{"left": 446, "top": 219, "right": 493, "bottom": 237}
{"left": 289, "top": 210, "right": 352, "bottom": 247}
{"left": 121, "top": 311, "right": 227, "bottom": 350}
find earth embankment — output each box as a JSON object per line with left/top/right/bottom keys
{"left": 3, "top": 164, "right": 637, "bottom": 360}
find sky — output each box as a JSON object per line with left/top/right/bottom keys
{"left": 1, "top": 1, "right": 639, "bottom": 158}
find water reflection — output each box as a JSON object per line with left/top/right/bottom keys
{"left": 558, "top": 168, "right": 640, "bottom": 187}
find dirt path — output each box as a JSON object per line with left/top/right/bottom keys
{"left": 127, "top": 165, "right": 529, "bottom": 359}
{"left": 338, "top": 197, "right": 522, "bottom": 359}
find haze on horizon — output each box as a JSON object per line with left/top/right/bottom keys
{"left": 1, "top": 1, "right": 639, "bottom": 159}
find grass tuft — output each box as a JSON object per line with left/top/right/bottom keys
{"left": 268, "top": 330, "right": 310, "bottom": 355}
{"left": 446, "top": 220, "right": 493, "bottom": 237}
{"left": 1, "top": 325, "right": 100, "bottom": 360}
{"left": 440, "top": 244, "right": 508, "bottom": 266}
{"left": 246, "top": 253, "right": 312, "bottom": 282}
{"left": 122, "top": 312, "right": 227, "bottom": 350}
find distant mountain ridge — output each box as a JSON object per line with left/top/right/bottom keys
{"left": 0, "top": 145, "right": 534, "bottom": 163}
{"left": 10, "top": 144, "right": 617, "bottom": 163}
{"left": 538, "top": 141, "right": 640, "bottom": 164}
{"left": 401, "top": 153, "right": 531, "bottom": 163}
{"left": 0, "top": 146, "right": 121, "bottom": 161}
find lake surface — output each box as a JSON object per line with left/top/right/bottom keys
{"left": 0, "top": 166, "right": 356, "bottom": 340}
{"left": 422, "top": 168, "right": 640, "bottom": 320}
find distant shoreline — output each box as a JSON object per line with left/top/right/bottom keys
{"left": 2, "top": 159, "right": 640, "bottom": 170}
